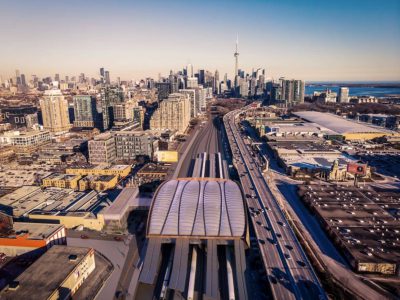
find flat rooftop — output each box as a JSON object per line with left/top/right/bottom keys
{"left": 0, "top": 186, "right": 101, "bottom": 217}
{"left": 0, "top": 170, "right": 53, "bottom": 188}
{"left": 138, "top": 163, "right": 169, "bottom": 174}
{"left": 68, "top": 164, "right": 130, "bottom": 171}
{"left": 43, "top": 173, "right": 80, "bottom": 181}
{"left": 0, "top": 245, "right": 93, "bottom": 300}
{"left": 84, "top": 175, "right": 116, "bottom": 181}
{"left": 1, "top": 222, "right": 64, "bottom": 240}
{"left": 101, "top": 187, "right": 151, "bottom": 220}
{"left": 148, "top": 178, "right": 246, "bottom": 238}
{"left": 299, "top": 184, "right": 400, "bottom": 264}
{"left": 294, "top": 111, "right": 394, "bottom": 135}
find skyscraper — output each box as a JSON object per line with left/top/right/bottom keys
{"left": 15, "top": 70, "right": 21, "bottom": 85}
{"left": 100, "top": 67, "right": 105, "bottom": 83}
{"left": 40, "top": 89, "right": 71, "bottom": 133}
{"left": 20, "top": 74, "right": 26, "bottom": 86}
{"left": 338, "top": 87, "right": 350, "bottom": 103}
{"left": 198, "top": 69, "right": 205, "bottom": 85}
{"left": 186, "top": 64, "right": 193, "bottom": 78}
{"left": 214, "top": 70, "right": 220, "bottom": 94}
{"left": 105, "top": 71, "right": 110, "bottom": 85}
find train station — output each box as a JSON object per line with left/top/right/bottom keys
{"left": 136, "top": 153, "right": 249, "bottom": 300}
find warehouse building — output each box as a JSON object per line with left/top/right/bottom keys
{"left": 299, "top": 185, "right": 400, "bottom": 275}
{"left": 66, "top": 164, "right": 131, "bottom": 178}
{"left": 0, "top": 186, "right": 107, "bottom": 230}
{"left": 294, "top": 111, "right": 399, "bottom": 141}
{"left": 0, "top": 213, "right": 66, "bottom": 256}
{"left": 0, "top": 245, "right": 96, "bottom": 300}
{"left": 41, "top": 173, "right": 82, "bottom": 190}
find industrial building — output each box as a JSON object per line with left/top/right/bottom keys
{"left": 78, "top": 174, "right": 118, "bottom": 191}
{"left": 299, "top": 184, "right": 400, "bottom": 275}
{"left": 0, "top": 245, "right": 96, "bottom": 300}
{"left": 267, "top": 140, "right": 356, "bottom": 178}
{"left": 0, "top": 213, "right": 66, "bottom": 256}
{"left": 136, "top": 153, "right": 248, "bottom": 300}
{"left": 0, "top": 186, "right": 108, "bottom": 230}
{"left": 136, "top": 163, "right": 170, "bottom": 183}
{"left": 66, "top": 164, "right": 131, "bottom": 178}
{"left": 41, "top": 173, "right": 82, "bottom": 190}
{"left": 0, "top": 129, "right": 51, "bottom": 153}
{"left": 294, "top": 111, "right": 400, "bottom": 141}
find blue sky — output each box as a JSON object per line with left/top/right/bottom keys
{"left": 0, "top": 0, "right": 399, "bottom": 81}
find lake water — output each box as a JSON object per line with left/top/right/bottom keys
{"left": 305, "top": 86, "right": 400, "bottom": 97}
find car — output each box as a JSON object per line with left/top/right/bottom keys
{"left": 297, "top": 260, "right": 306, "bottom": 267}
{"left": 258, "top": 239, "right": 265, "bottom": 245}
{"left": 285, "top": 245, "right": 293, "bottom": 251}
{"left": 284, "top": 253, "right": 291, "bottom": 260}
{"left": 256, "top": 221, "right": 262, "bottom": 226}
{"left": 80, "top": 234, "right": 89, "bottom": 239}
{"left": 114, "top": 236, "right": 123, "bottom": 241}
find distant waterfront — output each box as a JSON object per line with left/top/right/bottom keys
{"left": 305, "top": 83, "right": 400, "bottom": 97}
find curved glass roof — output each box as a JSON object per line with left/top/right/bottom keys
{"left": 148, "top": 179, "right": 246, "bottom": 238}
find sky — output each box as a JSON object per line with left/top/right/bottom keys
{"left": 0, "top": 0, "right": 399, "bottom": 82}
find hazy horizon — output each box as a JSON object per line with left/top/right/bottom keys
{"left": 1, "top": 0, "right": 399, "bottom": 81}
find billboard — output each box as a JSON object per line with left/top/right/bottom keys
{"left": 347, "top": 162, "right": 368, "bottom": 176}
{"left": 157, "top": 151, "right": 179, "bottom": 163}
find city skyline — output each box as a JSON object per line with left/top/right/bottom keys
{"left": 1, "top": 0, "right": 399, "bottom": 81}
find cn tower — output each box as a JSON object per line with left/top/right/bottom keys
{"left": 234, "top": 35, "right": 239, "bottom": 87}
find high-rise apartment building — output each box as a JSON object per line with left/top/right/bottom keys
{"left": 179, "top": 89, "right": 197, "bottom": 118}
{"left": 338, "top": 87, "right": 350, "bottom": 103}
{"left": 187, "top": 78, "right": 198, "bottom": 89}
{"left": 88, "top": 132, "right": 116, "bottom": 164}
{"left": 114, "top": 131, "right": 157, "bottom": 161}
{"left": 40, "top": 89, "right": 71, "bottom": 133}
{"left": 278, "top": 78, "right": 305, "bottom": 105}
{"left": 239, "top": 80, "right": 249, "bottom": 97}
{"left": 73, "top": 95, "right": 99, "bottom": 128}
{"left": 155, "top": 82, "right": 171, "bottom": 101}
{"left": 195, "top": 87, "right": 207, "bottom": 113}
{"left": 132, "top": 106, "right": 145, "bottom": 129}
{"left": 100, "top": 86, "right": 124, "bottom": 130}
{"left": 150, "top": 93, "right": 190, "bottom": 133}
